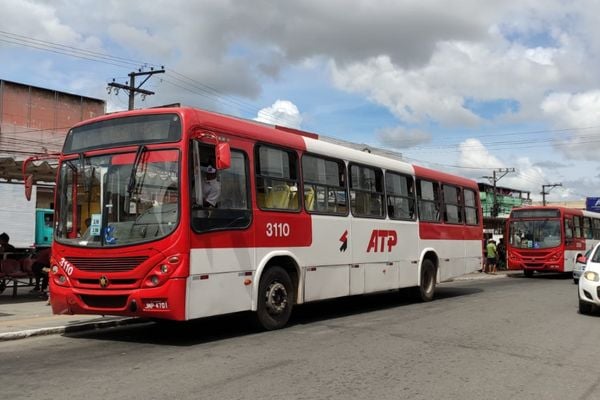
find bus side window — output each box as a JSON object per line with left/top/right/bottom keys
{"left": 564, "top": 218, "right": 573, "bottom": 239}
{"left": 417, "top": 179, "right": 440, "bottom": 222}
{"left": 256, "top": 145, "right": 299, "bottom": 211}
{"left": 302, "top": 154, "right": 347, "bottom": 215}
{"left": 190, "top": 144, "right": 251, "bottom": 232}
{"left": 583, "top": 217, "right": 592, "bottom": 239}
{"left": 349, "top": 163, "right": 384, "bottom": 218}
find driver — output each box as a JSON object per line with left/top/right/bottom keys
{"left": 202, "top": 165, "right": 221, "bottom": 208}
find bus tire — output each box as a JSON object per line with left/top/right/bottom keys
{"left": 523, "top": 269, "right": 533, "bottom": 277}
{"left": 255, "top": 266, "right": 294, "bottom": 330}
{"left": 412, "top": 259, "right": 436, "bottom": 302}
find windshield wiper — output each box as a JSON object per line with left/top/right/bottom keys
{"left": 127, "top": 145, "right": 147, "bottom": 196}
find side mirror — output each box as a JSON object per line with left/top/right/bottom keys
{"left": 577, "top": 256, "right": 587, "bottom": 264}
{"left": 215, "top": 142, "right": 231, "bottom": 170}
{"left": 24, "top": 174, "right": 34, "bottom": 201}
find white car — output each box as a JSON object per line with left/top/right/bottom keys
{"left": 573, "top": 249, "right": 592, "bottom": 284}
{"left": 578, "top": 243, "right": 600, "bottom": 314}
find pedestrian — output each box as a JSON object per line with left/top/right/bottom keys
{"left": 486, "top": 239, "right": 498, "bottom": 274}
{"left": 497, "top": 238, "right": 506, "bottom": 270}
{"left": 0, "top": 232, "right": 15, "bottom": 253}
{"left": 31, "top": 247, "right": 51, "bottom": 298}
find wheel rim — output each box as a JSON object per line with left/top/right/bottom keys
{"left": 264, "top": 281, "right": 288, "bottom": 315}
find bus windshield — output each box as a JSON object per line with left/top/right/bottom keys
{"left": 56, "top": 149, "right": 180, "bottom": 247}
{"left": 508, "top": 219, "right": 561, "bottom": 249}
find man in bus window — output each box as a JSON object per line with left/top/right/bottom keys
{"left": 203, "top": 165, "right": 221, "bottom": 208}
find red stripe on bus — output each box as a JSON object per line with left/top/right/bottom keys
{"left": 420, "top": 222, "right": 482, "bottom": 240}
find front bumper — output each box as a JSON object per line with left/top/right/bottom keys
{"left": 579, "top": 276, "right": 600, "bottom": 306}
{"left": 50, "top": 278, "right": 187, "bottom": 321}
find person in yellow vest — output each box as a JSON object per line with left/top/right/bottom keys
{"left": 486, "top": 239, "right": 498, "bottom": 274}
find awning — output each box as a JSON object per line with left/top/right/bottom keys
{"left": 0, "top": 157, "right": 57, "bottom": 184}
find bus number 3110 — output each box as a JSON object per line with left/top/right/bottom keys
{"left": 266, "top": 222, "right": 290, "bottom": 238}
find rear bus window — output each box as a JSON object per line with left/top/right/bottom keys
{"left": 464, "top": 189, "right": 479, "bottom": 225}
{"left": 442, "top": 184, "right": 463, "bottom": 224}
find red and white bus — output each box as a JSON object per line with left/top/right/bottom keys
{"left": 506, "top": 206, "right": 600, "bottom": 276}
{"left": 45, "top": 107, "right": 483, "bottom": 329}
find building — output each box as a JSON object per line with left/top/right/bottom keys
{"left": 0, "top": 79, "right": 105, "bottom": 207}
{"left": 478, "top": 182, "right": 531, "bottom": 239}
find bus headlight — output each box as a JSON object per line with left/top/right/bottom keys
{"left": 583, "top": 271, "right": 599, "bottom": 282}
{"left": 147, "top": 275, "right": 160, "bottom": 286}
{"left": 142, "top": 255, "right": 182, "bottom": 288}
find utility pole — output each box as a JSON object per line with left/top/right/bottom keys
{"left": 483, "top": 168, "right": 515, "bottom": 217}
{"left": 541, "top": 183, "right": 562, "bottom": 206}
{"left": 108, "top": 66, "right": 165, "bottom": 110}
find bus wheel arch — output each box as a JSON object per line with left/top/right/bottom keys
{"left": 413, "top": 251, "right": 438, "bottom": 302}
{"left": 254, "top": 255, "right": 299, "bottom": 330}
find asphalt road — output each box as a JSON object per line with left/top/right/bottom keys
{"left": 1, "top": 274, "right": 598, "bottom": 400}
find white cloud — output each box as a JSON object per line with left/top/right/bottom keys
{"left": 4, "top": 0, "right": 600, "bottom": 200}
{"left": 457, "top": 138, "right": 548, "bottom": 199}
{"left": 255, "top": 100, "right": 302, "bottom": 129}
{"left": 541, "top": 91, "right": 600, "bottom": 160}
{"left": 458, "top": 139, "right": 504, "bottom": 170}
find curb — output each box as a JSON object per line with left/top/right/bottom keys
{"left": 453, "top": 271, "right": 520, "bottom": 281}
{"left": 0, "top": 317, "right": 146, "bottom": 341}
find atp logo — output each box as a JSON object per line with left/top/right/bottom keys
{"left": 366, "top": 230, "right": 397, "bottom": 252}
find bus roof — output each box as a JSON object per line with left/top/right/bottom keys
{"left": 509, "top": 205, "right": 600, "bottom": 218}
{"left": 72, "top": 106, "right": 478, "bottom": 188}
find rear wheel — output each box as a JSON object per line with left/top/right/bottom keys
{"left": 255, "top": 266, "right": 294, "bottom": 330}
{"left": 412, "top": 259, "right": 436, "bottom": 302}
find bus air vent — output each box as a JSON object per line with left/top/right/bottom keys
{"left": 65, "top": 256, "right": 149, "bottom": 272}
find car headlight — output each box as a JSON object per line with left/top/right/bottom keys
{"left": 583, "top": 271, "right": 599, "bottom": 282}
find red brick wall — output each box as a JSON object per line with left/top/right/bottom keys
{"left": 0, "top": 80, "right": 105, "bottom": 155}
{"left": 0, "top": 80, "right": 105, "bottom": 135}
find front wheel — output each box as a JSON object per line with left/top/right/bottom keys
{"left": 579, "top": 297, "right": 594, "bottom": 315}
{"left": 523, "top": 269, "right": 533, "bottom": 278}
{"left": 411, "top": 259, "right": 436, "bottom": 302}
{"left": 573, "top": 278, "right": 579, "bottom": 285}
{"left": 255, "top": 266, "right": 294, "bottom": 330}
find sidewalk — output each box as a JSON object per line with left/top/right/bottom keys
{"left": 0, "top": 286, "right": 140, "bottom": 341}
{"left": 453, "top": 269, "right": 523, "bottom": 281}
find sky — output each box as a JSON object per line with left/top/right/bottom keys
{"left": 2, "top": 0, "right": 600, "bottom": 203}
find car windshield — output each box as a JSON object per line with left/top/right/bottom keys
{"left": 591, "top": 246, "right": 600, "bottom": 263}
{"left": 509, "top": 219, "right": 561, "bottom": 249}
{"left": 55, "top": 149, "right": 180, "bottom": 247}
